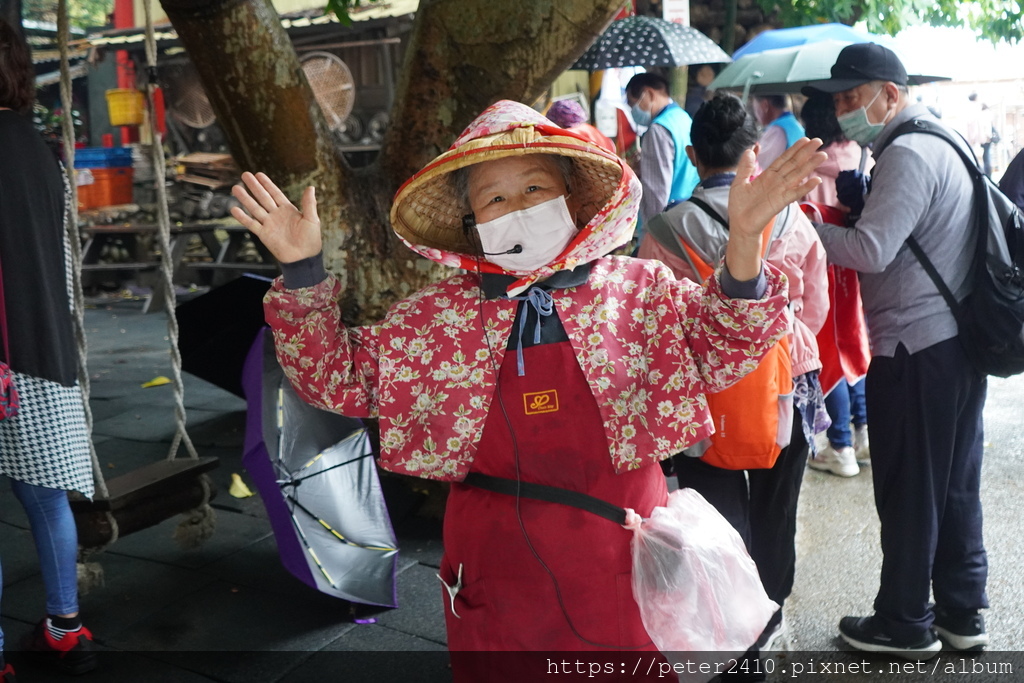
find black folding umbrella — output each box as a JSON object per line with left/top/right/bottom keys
{"left": 176, "top": 274, "right": 272, "bottom": 397}
{"left": 242, "top": 330, "right": 399, "bottom": 607}
{"left": 572, "top": 16, "right": 731, "bottom": 71}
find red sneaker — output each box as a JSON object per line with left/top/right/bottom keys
{"left": 21, "top": 620, "right": 97, "bottom": 675}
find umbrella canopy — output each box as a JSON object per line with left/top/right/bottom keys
{"left": 572, "top": 16, "right": 731, "bottom": 70}
{"left": 732, "top": 22, "right": 897, "bottom": 59}
{"left": 709, "top": 40, "right": 948, "bottom": 97}
{"left": 177, "top": 274, "right": 272, "bottom": 397}
{"left": 242, "top": 329, "right": 399, "bottom": 607}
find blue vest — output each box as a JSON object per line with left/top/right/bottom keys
{"left": 767, "top": 111, "right": 805, "bottom": 149}
{"left": 652, "top": 102, "right": 700, "bottom": 204}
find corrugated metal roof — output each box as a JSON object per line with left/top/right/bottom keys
{"left": 35, "top": 63, "right": 89, "bottom": 87}
{"left": 85, "top": 29, "right": 177, "bottom": 47}
{"left": 31, "top": 48, "right": 91, "bottom": 64}
{"left": 23, "top": 18, "right": 86, "bottom": 35}
{"left": 92, "top": 0, "right": 418, "bottom": 48}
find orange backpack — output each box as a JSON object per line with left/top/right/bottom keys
{"left": 680, "top": 198, "right": 794, "bottom": 470}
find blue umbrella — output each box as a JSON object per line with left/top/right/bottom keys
{"left": 733, "top": 23, "right": 898, "bottom": 59}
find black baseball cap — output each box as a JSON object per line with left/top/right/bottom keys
{"left": 803, "top": 43, "right": 908, "bottom": 95}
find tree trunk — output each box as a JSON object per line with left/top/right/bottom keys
{"left": 161, "top": 0, "right": 387, "bottom": 324}
{"left": 721, "top": 0, "right": 738, "bottom": 53}
{"left": 159, "top": 0, "right": 624, "bottom": 325}
{"left": 380, "top": 0, "right": 627, "bottom": 184}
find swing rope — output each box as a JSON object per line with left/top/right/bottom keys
{"left": 58, "top": 0, "right": 120, "bottom": 557}
{"left": 142, "top": 0, "right": 198, "bottom": 464}
{"left": 56, "top": 0, "right": 214, "bottom": 553}
{"left": 141, "top": 0, "right": 216, "bottom": 549}
{"left": 58, "top": 0, "right": 104, "bottom": 498}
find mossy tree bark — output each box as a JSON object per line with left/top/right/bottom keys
{"left": 159, "top": 0, "right": 624, "bottom": 325}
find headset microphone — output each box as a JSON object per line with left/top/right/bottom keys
{"left": 483, "top": 245, "right": 524, "bottom": 256}
{"left": 464, "top": 214, "right": 523, "bottom": 256}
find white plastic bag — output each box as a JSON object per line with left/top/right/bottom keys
{"left": 626, "top": 488, "right": 778, "bottom": 663}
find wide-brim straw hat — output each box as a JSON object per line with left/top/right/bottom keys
{"left": 391, "top": 101, "right": 625, "bottom": 257}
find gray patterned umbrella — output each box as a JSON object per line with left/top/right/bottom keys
{"left": 572, "top": 16, "right": 731, "bottom": 71}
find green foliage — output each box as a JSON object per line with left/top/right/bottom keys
{"left": 325, "top": 0, "right": 382, "bottom": 27}
{"left": 942, "top": 1, "right": 1024, "bottom": 44}
{"left": 23, "top": 0, "right": 112, "bottom": 30}
{"left": 757, "top": 0, "right": 1024, "bottom": 43}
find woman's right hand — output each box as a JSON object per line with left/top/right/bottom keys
{"left": 231, "top": 172, "right": 321, "bottom": 264}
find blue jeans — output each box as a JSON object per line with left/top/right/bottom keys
{"left": 824, "top": 378, "right": 867, "bottom": 448}
{"left": 1, "top": 478, "right": 80, "bottom": 652}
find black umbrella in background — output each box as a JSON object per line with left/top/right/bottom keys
{"left": 572, "top": 16, "right": 731, "bottom": 70}
{"left": 176, "top": 274, "right": 272, "bottom": 397}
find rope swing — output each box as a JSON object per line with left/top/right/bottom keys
{"left": 58, "top": 0, "right": 219, "bottom": 561}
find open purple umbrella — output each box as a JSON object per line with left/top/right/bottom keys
{"left": 242, "top": 329, "right": 399, "bottom": 607}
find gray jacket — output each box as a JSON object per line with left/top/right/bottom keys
{"left": 814, "top": 103, "right": 976, "bottom": 357}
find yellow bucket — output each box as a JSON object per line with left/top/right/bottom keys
{"left": 105, "top": 89, "right": 145, "bottom": 126}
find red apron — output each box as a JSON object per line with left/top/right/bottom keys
{"left": 440, "top": 339, "right": 668, "bottom": 676}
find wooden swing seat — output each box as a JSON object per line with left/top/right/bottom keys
{"left": 71, "top": 457, "right": 220, "bottom": 548}
{"left": 54, "top": 0, "right": 224, "bottom": 552}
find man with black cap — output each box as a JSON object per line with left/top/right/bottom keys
{"left": 803, "top": 43, "right": 989, "bottom": 658}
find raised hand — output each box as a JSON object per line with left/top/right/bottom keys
{"left": 230, "top": 172, "right": 321, "bottom": 264}
{"left": 723, "top": 138, "right": 826, "bottom": 282}
{"left": 728, "top": 138, "right": 826, "bottom": 241}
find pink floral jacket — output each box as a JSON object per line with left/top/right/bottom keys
{"left": 265, "top": 255, "right": 790, "bottom": 482}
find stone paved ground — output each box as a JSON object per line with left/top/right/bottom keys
{"left": 2, "top": 296, "right": 1023, "bottom": 682}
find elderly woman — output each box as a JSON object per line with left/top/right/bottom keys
{"left": 233, "top": 100, "right": 823, "bottom": 676}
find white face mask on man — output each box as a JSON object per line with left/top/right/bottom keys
{"left": 837, "top": 86, "right": 893, "bottom": 146}
{"left": 475, "top": 195, "right": 579, "bottom": 273}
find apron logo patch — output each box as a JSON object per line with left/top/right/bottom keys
{"left": 523, "top": 390, "right": 559, "bottom": 415}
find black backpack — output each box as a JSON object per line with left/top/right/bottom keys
{"left": 876, "top": 119, "right": 1024, "bottom": 377}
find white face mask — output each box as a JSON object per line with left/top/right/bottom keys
{"left": 475, "top": 195, "right": 579, "bottom": 273}
{"left": 837, "top": 87, "right": 892, "bottom": 146}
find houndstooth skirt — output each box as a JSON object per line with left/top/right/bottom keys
{"left": 0, "top": 371, "right": 95, "bottom": 497}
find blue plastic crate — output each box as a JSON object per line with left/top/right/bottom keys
{"left": 74, "top": 147, "right": 134, "bottom": 169}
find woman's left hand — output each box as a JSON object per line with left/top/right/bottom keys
{"left": 724, "top": 138, "right": 826, "bottom": 281}
{"left": 728, "top": 138, "right": 826, "bottom": 239}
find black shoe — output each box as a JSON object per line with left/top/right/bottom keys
{"left": 933, "top": 606, "right": 988, "bottom": 650}
{"left": 755, "top": 609, "right": 787, "bottom": 651}
{"left": 839, "top": 615, "right": 941, "bottom": 659}
{"left": 20, "top": 620, "right": 97, "bottom": 675}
